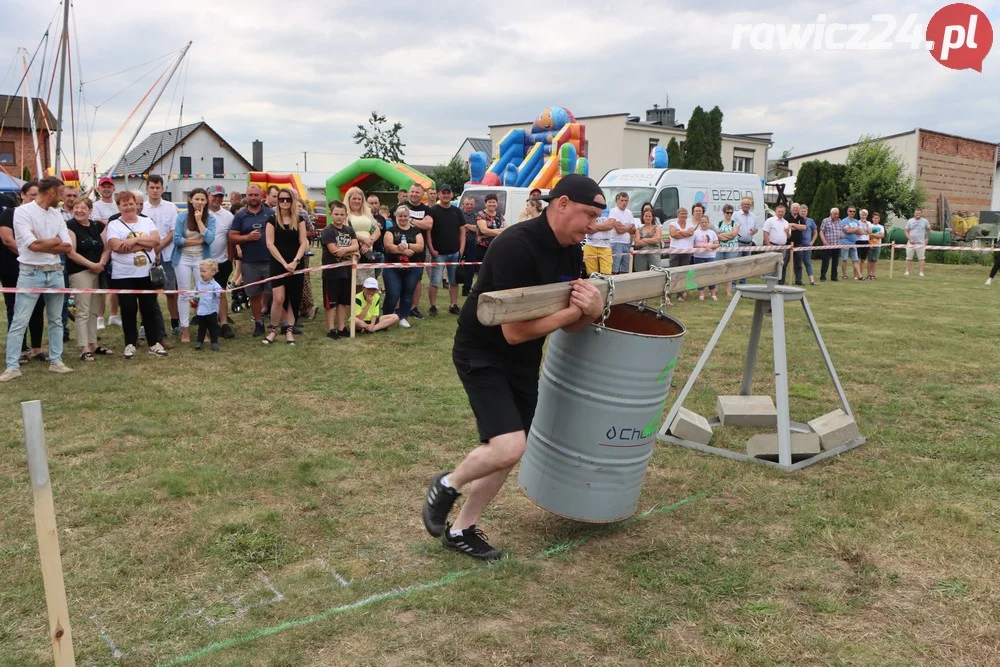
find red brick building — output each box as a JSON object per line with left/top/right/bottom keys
{"left": 0, "top": 95, "right": 57, "bottom": 181}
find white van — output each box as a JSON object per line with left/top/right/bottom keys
{"left": 599, "top": 168, "right": 767, "bottom": 243}
{"left": 458, "top": 185, "right": 547, "bottom": 224}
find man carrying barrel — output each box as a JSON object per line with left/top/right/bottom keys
{"left": 421, "top": 175, "right": 607, "bottom": 560}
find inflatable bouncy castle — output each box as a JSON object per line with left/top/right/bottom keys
{"left": 467, "top": 106, "right": 589, "bottom": 189}
{"left": 249, "top": 172, "right": 312, "bottom": 208}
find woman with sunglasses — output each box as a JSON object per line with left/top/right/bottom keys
{"left": 263, "top": 189, "right": 308, "bottom": 344}
{"left": 715, "top": 204, "right": 741, "bottom": 296}
{"left": 172, "top": 188, "right": 216, "bottom": 343}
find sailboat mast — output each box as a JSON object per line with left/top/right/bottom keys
{"left": 54, "top": 0, "right": 70, "bottom": 174}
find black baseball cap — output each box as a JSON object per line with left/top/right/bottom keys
{"left": 438, "top": 183, "right": 453, "bottom": 193}
{"left": 535, "top": 174, "right": 606, "bottom": 210}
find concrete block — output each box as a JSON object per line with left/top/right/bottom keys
{"left": 808, "top": 409, "right": 862, "bottom": 450}
{"left": 716, "top": 395, "right": 777, "bottom": 427}
{"left": 746, "top": 432, "right": 821, "bottom": 459}
{"left": 669, "top": 407, "right": 713, "bottom": 445}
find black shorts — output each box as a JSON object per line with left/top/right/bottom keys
{"left": 453, "top": 355, "right": 538, "bottom": 443}
{"left": 323, "top": 273, "right": 352, "bottom": 308}
{"left": 215, "top": 260, "right": 233, "bottom": 288}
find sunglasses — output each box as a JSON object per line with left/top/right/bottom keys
{"left": 278, "top": 197, "right": 293, "bottom": 202}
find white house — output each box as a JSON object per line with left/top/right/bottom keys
{"left": 454, "top": 137, "right": 492, "bottom": 164}
{"left": 108, "top": 121, "right": 254, "bottom": 202}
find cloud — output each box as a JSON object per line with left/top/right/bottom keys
{"left": 2, "top": 0, "right": 996, "bottom": 179}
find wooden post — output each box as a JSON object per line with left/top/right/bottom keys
{"left": 477, "top": 253, "right": 780, "bottom": 326}
{"left": 889, "top": 242, "right": 895, "bottom": 279}
{"left": 22, "top": 400, "right": 76, "bottom": 667}
{"left": 349, "top": 262, "right": 357, "bottom": 338}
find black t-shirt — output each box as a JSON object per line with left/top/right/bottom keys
{"left": 267, "top": 215, "right": 301, "bottom": 264}
{"left": 384, "top": 225, "right": 422, "bottom": 264}
{"left": 788, "top": 214, "right": 805, "bottom": 246}
{"left": 320, "top": 223, "right": 357, "bottom": 279}
{"left": 66, "top": 219, "right": 106, "bottom": 274}
{"left": 393, "top": 202, "right": 431, "bottom": 261}
{"left": 454, "top": 209, "right": 583, "bottom": 375}
{"left": 0, "top": 207, "right": 17, "bottom": 284}
{"left": 430, "top": 204, "right": 463, "bottom": 255}
{"left": 372, "top": 214, "right": 387, "bottom": 255}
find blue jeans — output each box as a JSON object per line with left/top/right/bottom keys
{"left": 5, "top": 266, "right": 65, "bottom": 370}
{"left": 382, "top": 266, "right": 422, "bottom": 319}
{"left": 611, "top": 242, "right": 631, "bottom": 274}
{"left": 691, "top": 255, "right": 717, "bottom": 291}
{"left": 429, "top": 252, "right": 460, "bottom": 287}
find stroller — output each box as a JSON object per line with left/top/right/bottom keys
{"left": 229, "top": 281, "right": 250, "bottom": 313}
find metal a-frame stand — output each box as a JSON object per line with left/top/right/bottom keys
{"left": 657, "top": 276, "right": 865, "bottom": 471}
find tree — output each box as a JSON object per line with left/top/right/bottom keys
{"left": 429, "top": 156, "right": 469, "bottom": 191}
{"left": 810, "top": 178, "right": 839, "bottom": 232}
{"left": 681, "top": 106, "right": 714, "bottom": 170}
{"left": 666, "top": 137, "right": 682, "bottom": 169}
{"left": 794, "top": 160, "right": 850, "bottom": 208}
{"left": 844, "top": 135, "right": 925, "bottom": 220}
{"left": 353, "top": 111, "right": 405, "bottom": 162}
{"left": 21, "top": 166, "right": 31, "bottom": 181}
{"left": 707, "top": 106, "right": 724, "bottom": 171}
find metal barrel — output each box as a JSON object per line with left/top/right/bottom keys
{"left": 519, "top": 304, "right": 685, "bottom": 523}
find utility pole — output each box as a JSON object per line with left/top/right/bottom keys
{"left": 54, "top": 0, "right": 70, "bottom": 174}
{"left": 303, "top": 152, "right": 307, "bottom": 172}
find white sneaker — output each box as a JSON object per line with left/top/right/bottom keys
{"left": 904, "top": 271, "right": 909, "bottom": 276}
{"left": 123, "top": 344, "right": 136, "bottom": 359}
{"left": 48, "top": 363, "right": 73, "bottom": 374}
{"left": 399, "top": 318, "right": 411, "bottom": 329}
{"left": 108, "top": 315, "right": 122, "bottom": 327}
{"left": 148, "top": 343, "right": 168, "bottom": 357}
{"left": 919, "top": 272, "right": 924, "bottom": 277}
{"left": 97, "top": 316, "right": 106, "bottom": 330}
{"left": 0, "top": 368, "right": 22, "bottom": 383}
{"left": 987, "top": 278, "right": 993, "bottom": 286}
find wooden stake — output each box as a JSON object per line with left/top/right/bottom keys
{"left": 477, "top": 253, "right": 781, "bottom": 326}
{"left": 22, "top": 400, "right": 76, "bottom": 667}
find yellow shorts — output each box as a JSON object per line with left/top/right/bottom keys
{"left": 584, "top": 245, "right": 612, "bottom": 276}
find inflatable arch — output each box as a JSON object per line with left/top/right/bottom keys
{"left": 326, "top": 158, "right": 434, "bottom": 204}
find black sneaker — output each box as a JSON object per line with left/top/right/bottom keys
{"left": 441, "top": 524, "right": 502, "bottom": 561}
{"left": 327, "top": 329, "right": 340, "bottom": 340}
{"left": 338, "top": 327, "right": 350, "bottom": 338}
{"left": 221, "top": 323, "right": 236, "bottom": 339}
{"left": 422, "top": 472, "right": 460, "bottom": 537}
{"left": 410, "top": 308, "right": 426, "bottom": 320}
{"left": 449, "top": 304, "right": 460, "bottom": 315}
{"left": 252, "top": 321, "right": 265, "bottom": 337}
{"left": 292, "top": 325, "right": 303, "bottom": 335}
{"left": 428, "top": 305, "right": 438, "bottom": 316}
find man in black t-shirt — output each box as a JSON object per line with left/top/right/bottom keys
{"left": 427, "top": 184, "right": 465, "bottom": 315}
{"left": 393, "top": 183, "right": 433, "bottom": 319}
{"left": 421, "top": 175, "right": 606, "bottom": 560}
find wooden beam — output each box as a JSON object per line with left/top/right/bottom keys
{"left": 477, "top": 253, "right": 781, "bottom": 326}
{"left": 22, "top": 400, "right": 76, "bottom": 667}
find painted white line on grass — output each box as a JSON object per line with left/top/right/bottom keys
{"left": 315, "top": 558, "right": 351, "bottom": 587}
{"left": 91, "top": 615, "right": 123, "bottom": 660}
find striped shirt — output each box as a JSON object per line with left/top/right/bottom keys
{"left": 820, "top": 217, "right": 843, "bottom": 245}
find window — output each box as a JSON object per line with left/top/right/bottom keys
{"left": 648, "top": 138, "right": 659, "bottom": 154}
{"left": 0, "top": 141, "right": 14, "bottom": 165}
{"left": 179, "top": 156, "right": 192, "bottom": 177}
{"left": 733, "top": 156, "right": 754, "bottom": 173}
{"left": 600, "top": 187, "right": 654, "bottom": 215}
{"left": 213, "top": 157, "right": 224, "bottom": 178}
{"left": 655, "top": 187, "right": 679, "bottom": 220}
{"left": 462, "top": 190, "right": 508, "bottom": 217}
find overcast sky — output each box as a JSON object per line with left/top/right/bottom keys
{"left": 2, "top": 0, "right": 998, "bottom": 178}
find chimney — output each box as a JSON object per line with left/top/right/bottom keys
{"left": 645, "top": 102, "right": 676, "bottom": 127}
{"left": 252, "top": 140, "right": 263, "bottom": 171}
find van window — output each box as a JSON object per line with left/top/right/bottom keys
{"left": 600, "top": 187, "right": 654, "bottom": 215}
{"left": 460, "top": 190, "right": 508, "bottom": 217}
{"left": 655, "top": 187, "right": 679, "bottom": 219}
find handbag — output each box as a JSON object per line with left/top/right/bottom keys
{"left": 124, "top": 222, "right": 166, "bottom": 288}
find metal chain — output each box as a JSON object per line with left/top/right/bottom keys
{"left": 650, "top": 265, "right": 672, "bottom": 317}
{"left": 591, "top": 273, "right": 615, "bottom": 329}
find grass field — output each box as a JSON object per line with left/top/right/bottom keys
{"left": 2, "top": 264, "right": 999, "bottom": 666}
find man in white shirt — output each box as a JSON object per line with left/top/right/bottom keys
{"left": 607, "top": 191, "right": 637, "bottom": 274}
{"left": 763, "top": 204, "right": 791, "bottom": 284}
{"left": 92, "top": 176, "right": 119, "bottom": 222}
{"left": 143, "top": 174, "right": 180, "bottom": 334}
{"left": 732, "top": 196, "right": 757, "bottom": 284}
{"left": 904, "top": 208, "right": 932, "bottom": 277}
{"left": 1, "top": 177, "right": 75, "bottom": 381}
{"left": 583, "top": 209, "right": 616, "bottom": 276}
{"left": 206, "top": 185, "right": 236, "bottom": 338}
